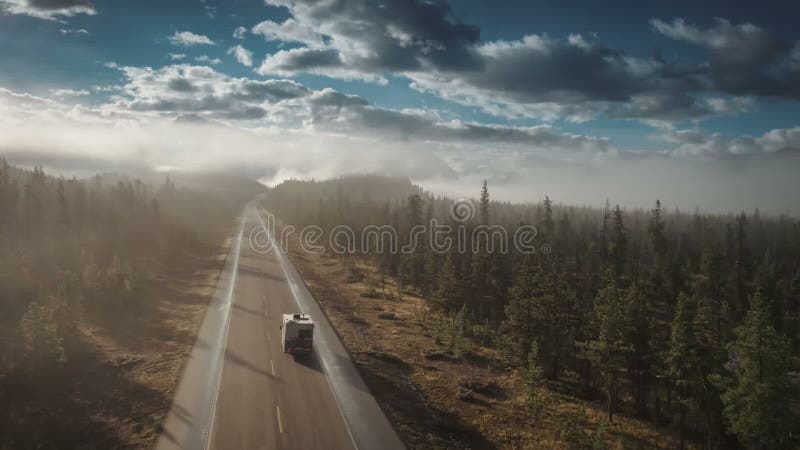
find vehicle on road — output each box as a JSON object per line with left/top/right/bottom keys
{"left": 281, "top": 313, "right": 314, "bottom": 355}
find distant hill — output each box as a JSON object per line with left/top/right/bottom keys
{"left": 270, "top": 174, "right": 424, "bottom": 204}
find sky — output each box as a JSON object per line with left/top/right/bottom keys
{"left": 1, "top": 0, "right": 799, "bottom": 213}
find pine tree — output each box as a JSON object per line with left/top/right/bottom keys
{"left": 435, "top": 252, "right": 464, "bottom": 311}
{"left": 20, "top": 295, "right": 65, "bottom": 368}
{"left": 501, "top": 256, "right": 541, "bottom": 364}
{"left": 693, "top": 288, "right": 726, "bottom": 448}
{"left": 452, "top": 304, "right": 466, "bottom": 358}
{"left": 479, "top": 179, "right": 490, "bottom": 225}
{"left": 649, "top": 200, "right": 667, "bottom": 258}
{"left": 581, "top": 271, "right": 630, "bottom": 422}
{"left": 608, "top": 205, "right": 627, "bottom": 276}
{"left": 538, "top": 258, "right": 578, "bottom": 380}
{"left": 721, "top": 291, "right": 796, "bottom": 449}
{"left": 624, "top": 285, "right": 652, "bottom": 417}
{"left": 541, "top": 196, "right": 555, "bottom": 239}
{"left": 524, "top": 340, "right": 546, "bottom": 412}
{"left": 667, "top": 292, "right": 698, "bottom": 449}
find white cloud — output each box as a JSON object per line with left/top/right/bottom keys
{"left": 167, "top": 53, "right": 187, "bottom": 60}
{"left": 650, "top": 18, "right": 770, "bottom": 55}
{"left": 257, "top": 48, "right": 388, "bottom": 85}
{"left": 658, "top": 126, "right": 800, "bottom": 157}
{"left": 168, "top": 31, "right": 216, "bottom": 47}
{"left": 252, "top": 18, "right": 325, "bottom": 48}
{"left": 233, "top": 26, "right": 247, "bottom": 40}
{"left": 227, "top": 45, "right": 253, "bottom": 67}
{"left": 59, "top": 28, "right": 90, "bottom": 36}
{"left": 195, "top": 55, "right": 222, "bottom": 65}
{"left": 0, "top": 0, "right": 95, "bottom": 20}
{"left": 2, "top": 80, "right": 799, "bottom": 213}
{"left": 49, "top": 88, "right": 90, "bottom": 97}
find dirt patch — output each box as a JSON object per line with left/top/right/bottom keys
{"left": 0, "top": 233, "right": 231, "bottom": 449}
{"left": 284, "top": 238, "right": 688, "bottom": 449}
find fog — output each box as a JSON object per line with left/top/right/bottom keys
{"left": 1, "top": 115, "right": 798, "bottom": 215}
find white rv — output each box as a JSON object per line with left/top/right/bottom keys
{"left": 281, "top": 313, "right": 314, "bottom": 355}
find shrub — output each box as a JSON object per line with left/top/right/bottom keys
{"left": 378, "top": 311, "right": 396, "bottom": 320}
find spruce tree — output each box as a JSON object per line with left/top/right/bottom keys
{"left": 609, "top": 205, "right": 627, "bottom": 276}
{"left": 667, "top": 292, "right": 698, "bottom": 449}
{"left": 501, "top": 256, "right": 541, "bottom": 364}
{"left": 721, "top": 292, "right": 796, "bottom": 449}
{"left": 581, "top": 270, "right": 630, "bottom": 422}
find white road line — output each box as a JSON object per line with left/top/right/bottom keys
{"left": 256, "top": 207, "right": 359, "bottom": 450}
{"left": 266, "top": 330, "right": 270, "bottom": 341}
{"left": 271, "top": 359, "right": 275, "bottom": 376}
{"left": 204, "top": 216, "right": 246, "bottom": 450}
{"left": 276, "top": 406, "right": 283, "bottom": 434}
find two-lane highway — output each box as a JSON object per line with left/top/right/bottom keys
{"left": 156, "top": 204, "right": 404, "bottom": 450}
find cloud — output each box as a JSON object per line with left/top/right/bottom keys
{"left": 110, "top": 64, "right": 312, "bottom": 120}
{"left": 0, "top": 85, "right": 455, "bottom": 182}
{"left": 195, "top": 55, "right": 222, "bottom": 65}
{"left": 252, "top": 18, "right": 325, "bottom": 48}
{"left": 250, "top": 1, "right": 799, "bottom": 122}
{"left": 49, "top": 88, "right": 90, "bottom": 97}
{"left": 249, "top": 1, "right": 666, "bottom": 120}
{"left": 651, "top": 18, "right": 800, "bottom": 98}
{"left": 300, "top": 89, "right": 612, "bottom": 153}
{"left": 651, "top": 18, "right": 780, "bottom": 64}
{"left": 200, "top": 0, "right": 216, "bottom": 19}
{"left": 0, "top": 0, "right": 95, "bottom": 20}
{"left": 2, "top": 81, "right": 799, "bottom": 213}
{"left": 167, "top": 53, "right": 187, "bottom": 60}
{"left": 168, "top": 31, "right": 216, "bottom": 47}
{"left": 257, "top": 48, "right": 388, "bottom": 84}
{"left": 227, "top": 45, "right": 253, "bottom": 67}
{"left": 233, "top": 26, "right": 247, "bottom": 40}
{"left": 59, "top": 28, "right": 89, "bottom": 35}
{"left": 105, "top": 63, "right": 607, "bottom": 152}
{"left": 657, "top": 126, "right": 800, "bottom": 157}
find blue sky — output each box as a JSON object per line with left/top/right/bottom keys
{"left": 1, "top": 0, "right": 799, "bottom": 211}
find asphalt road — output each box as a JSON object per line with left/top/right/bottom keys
{"left": 155, "top": 204, "right": 404, "bottom": 450}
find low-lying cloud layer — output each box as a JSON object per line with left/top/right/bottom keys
{"left": 1, "top": 71, "right": 799, "bottom": 213}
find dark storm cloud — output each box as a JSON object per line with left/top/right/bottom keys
{"left": 652, "top": 18, "right": 800, "bottom": 98}
{"left": 258, "top": 0, "right": 481, "bottom": 72}
{"left": 255, "top": 1, "right": 800, "bottom": 121}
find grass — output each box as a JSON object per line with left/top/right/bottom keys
{"left": 0, "top": 232, "right": 230, "bottom": 449}
{"left": 284, "top": 241, "right": 692, "bottom": 449}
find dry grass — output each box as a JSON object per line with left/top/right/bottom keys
{"left": 285, "top": 240, "right": 691, "bottom": 449}
{"left": 0, "top": 232, "right": 231, "bottom": 449}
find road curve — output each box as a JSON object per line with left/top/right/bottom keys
{"left": 155, "top": 204, "right": 404, "bottom": 450}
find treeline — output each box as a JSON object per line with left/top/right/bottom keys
{"left": 0, "top": 157, "right": 257, "bottom": 378}
{"left": 263, "top": 176, "right": 800, "bottom": 449}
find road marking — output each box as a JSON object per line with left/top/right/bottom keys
{"left": 276, "top": 406, "right": 283, "bottom": 434}
{"left": 266, "top": 330, "right": 270, "bottom": 341}
{"left": 256, "top": 208, "right": 359, "bottom": 450}
{"left": 271, "top": 359, "right": 275, "bottom": 376}
{"left": 204, "top": 215, "right": 246, "bottom": 450}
